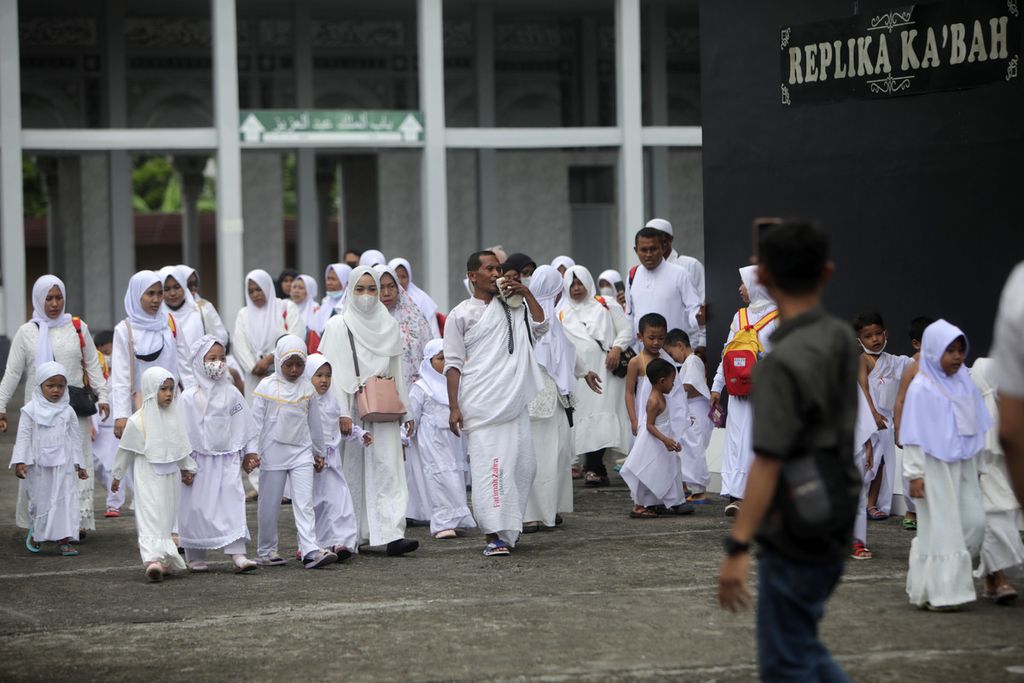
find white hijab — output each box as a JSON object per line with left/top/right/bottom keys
{"left": 561, "top": 265, "right": 616, "bottom": 349}
{"left": 415, "top": 338, "right": 448, "bottom": 406}
{"left": 389, "top": 257, "right": 438, "bottom": 326}
{"left": 313, "top": 263, "right": 351, "bottom": 334}
{"left": 120, "top": 366, "right": 193, "bottom": 463}
{"left": 597, "top": 269, "right": 623, "bottom": 287}
{"left": 30, "top": 275, "right": 73, "bottom": 368}
{"left": 739, "top": 265, "right": 776, "bottom": 321}
{"left": 529, "top": 265, "right": 577, "bottom": 395}
{"left": 124, "top": 270, "right": 170, "bottom": 356}
{"left": 900, "top": 320, "right": 991, "bottom": 463}
{"left": 359, "top": 249, "right": 387, "bottom": 267}
{"left": 178, "top": 264, "right": 201, "bottom": 298}
{"left": 255, "top": 335, "right": 312, "bottom": 406}
{"left": 305, "top": 353, "right": 343, "bottom": 432}
{"left": 21, "top": 361, "right": 70, "bottom": 427}
{"left": 333, "top": 266, "right": 402, "bottom": 394}
{"left": 970, "top": 357, "right": 1002, "bottom": 456}
{"left": 160, "top": 264, "right": 198, "bottom": 328}
{"left": 244, "top": 269, "right": 285, "bottom": 356}
{"left": 181, "top": 335, "right": 246, "bottom": 453}
{"left": 551, "top": 255, "right": 576, "bottom": 272}
{"left": 293, "top": 274, "right": 320, "bottom": 330}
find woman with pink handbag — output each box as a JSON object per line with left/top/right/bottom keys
{"left": 318, "top": 266, "right": 419, "bottom": 557}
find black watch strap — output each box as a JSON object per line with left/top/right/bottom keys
{"left": 723, "top": 535, "right": 751, "bottom": 556}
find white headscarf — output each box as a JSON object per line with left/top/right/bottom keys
{"left": 359, "top": 249, "right": 387, "bottom": 267}
{"left": 159, "top": 265, "right": 198, "bottom": 328}
{"left": 119, "top": 366, "right": 193, "bottom": 464}
{"left": 313, "top": 263, "right": 351, "bottom": 335}
{"left": 388, "top": 257, "right": 439, "bottom": 327}
{"left": 181, "top": 335, "right": 247, "bottom": 454}
{"left": 262, "top": 334, "right": 311, "bottom": 403}
{"left": 597, "top": 269, "right": 623, "bottom": 287}
{"left": 739, "top": 265, "right": 775, "bottom": 321}
{"left": 415, "top": 338, "right": 448, "bottom": 406}
{"left": 970, "top": 357, "right": 1002, "bottom": 456}
{"left": 30, "top": 275, "right": 73, "bottom": 368}
{"left": 374, "top": 263, "right": 432, "bottom": 384}
{"left": 561, "top": 265, "right": 616, "bottom": 350}
{"left": 529, "top": 265, "right": 577, "bottom": 395}
{"left": 124, "top": 270, "right": 170, "bottom": 356}
{"left": 177, "top": 264, "right": 201, "bottom": 298}
{"left": 293, "top": 274, "right": 320, "bottom": 330}
{"left": 900, "top": 320, "right": 992, "bottom": 463}
{"left": 333, "top": 267, "right": 402, "bottom": 395}
{"left": 305, "top": 353, "right": 343, "bottom": 441}
{"left": 21, "top": 361, "right": 70, "bottom": 427}
{"left": 551, "top": 256, "right": 576, "bottom": 272}
{"left": 244, "top": 269, "right": 285, "bottom": 356}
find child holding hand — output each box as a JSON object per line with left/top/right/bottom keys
{"left": 112, "top": 367, "right": 197, "bottom": 582}
{"left": 620, "top": 359, "right": 688, "bottom": 518}
{"left": 11, "top": 362, "right": 87, "bottom": 556}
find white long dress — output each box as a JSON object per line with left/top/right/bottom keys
{"left": 311, "top": 390, "right": 360, "bottom": 551}
{"left": 526, "top": 374, "right": 574, "bottom": 526}
{"left": 677, "top": 354, "right": 712, "bottom": 491}
{"left": 903, "top": 444, "right": 985, "bottom": 608}
{"left": 864, "top": 352, "right": 912, "bottom": 515}
{"left": 620, "top": 399, "right": 685, "bottom": 508}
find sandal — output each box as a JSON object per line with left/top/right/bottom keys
{"left": 25, "top": 527, "right": 40, "bottom": 554}
{"left": 687, "top": 493, "right": 709, "bottom": 504}
{"left": 583, "top": 471, "right": 609, "bottom": 487}
{"left": 867, "top": 506, "right": 888, "bottom": 521}
{"left": 629, "top": 505, "right": 658, "bottom": 519}
{"left": 522, "top": 521, "right": 543, "bottom": 534}
{"left": 483, "top": 540, "right": 511, "bottom": 557}
{"left": 146, "top": 563, "right": 164, "bottom": 583}
{"left": 993, "top": 584, "right": 1019, "bottom": 605}
{"left": 903, "top": 517, "right": 917, "bottom": 531}
{"left": 850, "top": 541, "right": 872, "bottom": 560}
{"left": 256, "top": 555, "right": 288, "bottom": 566}
{"left": 59, "top": 543, "right": 79, "bottom": 557}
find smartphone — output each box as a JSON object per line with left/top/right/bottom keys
{"left": 614, "top": 281, "right": 625, "bottom": 294}
{"left": 751, "top": 217, "right": 783, "bottom": 263}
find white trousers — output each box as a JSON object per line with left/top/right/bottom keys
{"left": 257, "top": 465, "right": 317, "bottom": 559}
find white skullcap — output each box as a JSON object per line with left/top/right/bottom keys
{"left": 645, "top": 218, "right": 673, "bottom": 236}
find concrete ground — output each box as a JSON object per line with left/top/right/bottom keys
{"left": 0, "top": 428, "right": 1022, "bottom": 681}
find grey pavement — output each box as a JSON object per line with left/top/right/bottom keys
{"left": 0, "top": 415, "right": 1021, "bottom": 682}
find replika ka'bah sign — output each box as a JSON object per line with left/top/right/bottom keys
{"left": 780, "top": 0, "right": 1021, "bottom": 105}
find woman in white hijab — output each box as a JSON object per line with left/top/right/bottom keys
{"left": 597, "top": 269, "right": 627, "bottom": 308}
{"left": 159, "top": 265, "right": 220, "bottom": 387}
{"left": 290, "top": 274, "right": 321, "bottom": 351}
{"left": 561, "top": 265, "right": 634, "bottom": 486}
{"left": 177, "top": 264, "right": 230, "bottom": 344}
{"left": 112, "top": 366, "right": 197, "bottom": 582}
{"left": 551, "top": 255, "right": 576, "bottom": 275}
{"left": 0, "top": 275, "right": 109, "bottom": 535}
{"left": 970, "top": 357, "right": 1024, "bottom": 604}
{"left": 710, "top": 265, "right": 779, "bottom": 515}
{"left": 232, "top": 268, "right": 304, "bottom": 400}
{"left": 313, "top": 263, "right": 351, "bottom": 335}
{"left": 901, "top": 320, "right": 988, "bottom": 610}
{"left": 374, "top": 263, "right": 433, "bottom": 385}
{"left": 388, "top": 257, "right": 441, "bottom": 338}
{"left": 318, "top": 266, "right": 419, "bottom": 557}
{"left": 358, "top": 249, "right": 387, "bottom": 267}
{"left": 523, "top": 265, "right": 596, "bottom": 531}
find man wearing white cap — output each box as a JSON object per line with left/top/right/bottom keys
{"left": 626, "top": 226, "right": 701, "bottom": 352}
{"left": 646, "top": 218, "right": 706, "bottom": 349}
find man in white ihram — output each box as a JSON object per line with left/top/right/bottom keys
{"left": 647, "top": 218, "right": 707, "bottom": 349}
{"left": 444, "top": 250, "right": 549, "bottom": 557}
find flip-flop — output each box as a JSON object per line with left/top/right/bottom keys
{"left": 59, "top": 543, "right": 79, "bottom": 557}
{"left": 483, "top": 540, "right": 510, "bottom": 557}
{"left": 903, "top": 517, "right": 917, "bottom": 531}
{"left": 25, "top": 527, "right": 40, "bottom": 553}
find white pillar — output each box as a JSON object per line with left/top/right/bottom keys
{"left": 0, "top": 0, "right": 26, "bottom": 335}
{"left": 615, "top": 0, "right": 644, "bottom": 273}
{"left": 418, "top": 0, "right": 449, "bottom": 310}
{"left": 294, "top": 0, "right": 319, "bottom": 276}
{"left": 212, "top": 0, "right": 245, "bottom": 325}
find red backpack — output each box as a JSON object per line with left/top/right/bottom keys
{"left": 722, "top": 308, "right": 778, "bottom": 397}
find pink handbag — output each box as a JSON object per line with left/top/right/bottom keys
{"left": 347, "top": 328, "right": 405, "bottom": 422}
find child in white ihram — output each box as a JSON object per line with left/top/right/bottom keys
{"left": 10, "top": 362, "right": 87, "bottom": 556}
{"left": 663, "top": 329, "right": 712, "bottom": 504}
{"left": 177, "top": 336, "right": 260, "bottom": 574}
{"left": 306, "top": 353, "right": 371, "bottom": 561}
{"left": 620, "top": 358, "right": 687, "bottom": 518}
{"left": 901, "top": 320, "right": 987, "bottom": 611}
{"left": 851, "top": 389, "right": 879, "bottom": 560}
{"left": 112, "top": 367, "right": 197, "bottom": 582}
{"left": 970, "top": 357, "right": 1023, "bottom": 605}
{"left": 406, "top": 339, "right": 476, "bottom": 539}
{"left": 251, "top": 335, "right": 336, "bottom": 569}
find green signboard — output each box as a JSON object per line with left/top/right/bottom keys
{"left": 239, "top": 110, "right": 424, "bottom": 144}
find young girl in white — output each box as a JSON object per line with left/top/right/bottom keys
{"left": 251, "top": 335, "right": 336, "bottom": 569}
{"left": 620, "top": 358, "right": 686, "bottom": 518}
{"left": 406, "top": 339, "right": 476, "bottom": 539}
{"left": 112, "top": 367, "right": 197, "bottom": 582}
{"left": 970, "top": 357, "right": 1024, "bottom": 604}
{"left": 233, "top": 269, "right": 305, "bottom": 400}
{"left": 11, "top": 362, "right": 87, "bottom": 556}
{"left": 177, "top": 336, "right": 260, "bottom": 574}
{"left": 306, "top": 353, "right": 371, "bottom": 560}
{"left": 901, "top": 320, "right": 987, "bottom": 610}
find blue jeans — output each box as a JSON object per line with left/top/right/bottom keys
{"left": 756, "top": 547, "right": 849, "bottom": 683}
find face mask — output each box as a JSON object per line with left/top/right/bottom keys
{"left": 858, "top": 337, "right": 888, "bottom": 356}
{"left": 326, "top": 289, "right": 344, "bottom": 300}
{"left": 520, "top": 276, "right": 532, "bottom": 288}
{"left": 204, "top": 360, "right": 226, "bottom": 381}
{"left": 599, "top": 286, "right": 615, "bottom": 298}
{"left": 353, "top": 294, "right": 377, "bottom": 314}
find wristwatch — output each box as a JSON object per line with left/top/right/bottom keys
{"left": 723, "top": 535, "right": 751, "bottom": 556}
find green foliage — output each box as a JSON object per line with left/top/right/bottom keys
{"left": 22, "top": 157, "right": 48, "bottom": 219}
{"left": 133, "top": 156, "right": 180, "bottom": 213}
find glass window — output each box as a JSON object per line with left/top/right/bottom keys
{"left": 641, "top": 0, "right": 700, "bottom": 126}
